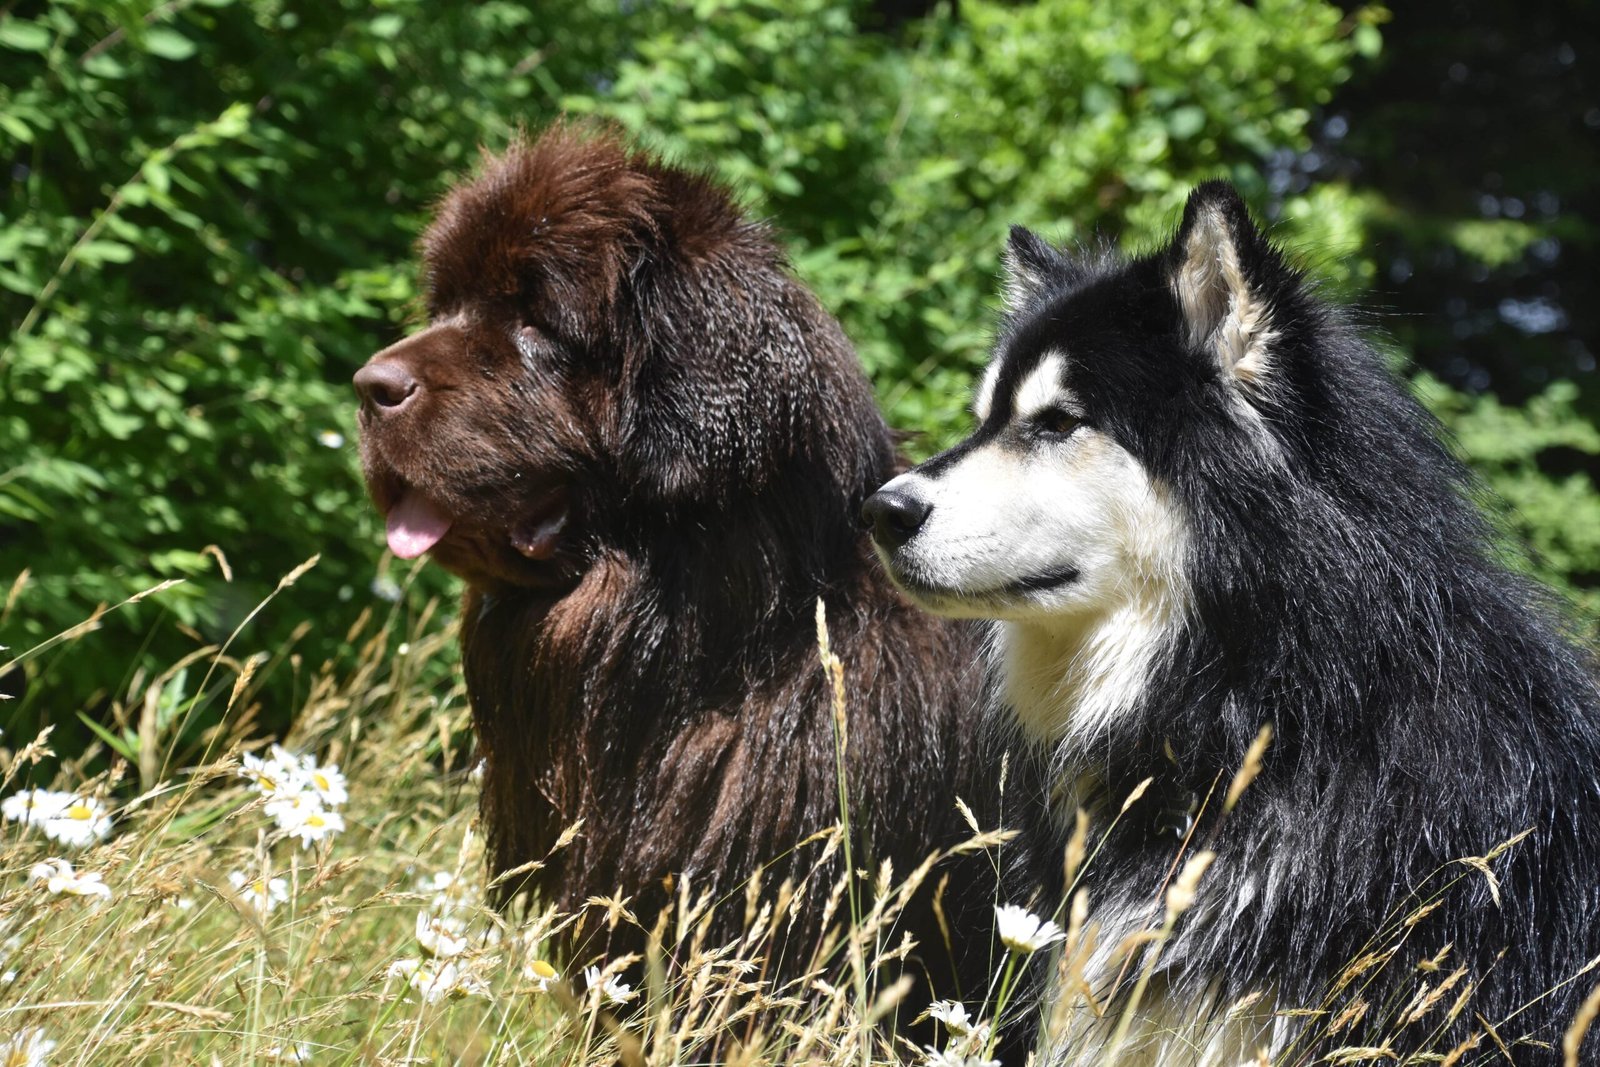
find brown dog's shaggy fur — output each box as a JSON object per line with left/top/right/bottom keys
{"left": 355, "top": 126, "right": 1006, "bottom": 1010}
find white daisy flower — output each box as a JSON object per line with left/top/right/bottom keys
{"left": 416, "top": 911, "right": 470, "bottom": 959}
{"left": 386, "top": 957, "right": 489, "bottom": 1003}
{"left": 249, "top": 745, "right": 347, "bottom": 841}
{"left": 262, "top": 786, "right": 336, "bottom": 842}
{"left": 316, "top": 429, "right": 345, "bottom": 449}
{"left": 29, "top": 857, "right": 112, "bottom": 903}
{"left": 415, "top": 870, "right": 481, "bottom": 916}
{"left": 993, "top": 903, "right": 1066, "bottom": 955}
{"left": 0, "top": 1027, "right": 56, "bottom": 1067}
{"left": 416, "top": 870, "right": 456, "bottom": 895}
{"left": 0, "top": 918, "right": 19, "bottom": 980}
{"left": 263, "top": 786, "right": 316, "bottom": 822}
{"left": 522, "top": 958, "right": 558, "bottom": 992}
{"left": 922, "top": 1049, "right": 999, "bottom": 1067}
{"left": 239, "top": 752, "right": 290, "bottom": 797}
{"left": 584, "top": 964, "right": 638, "bottom": 1006}
{"left": 276, "top": 804, "right": 345, "bottom": 849}
{"left": 927, "top": 999, "right": 977, "bottom": 1037}
{"left": 1, "top": 788, "right": 70, "bottom": 827}
{"left": 228, "top": 869, "right": 290, "bottom": 914}
{"left": 296, "top": 757, "right": 348, "bottom": 808}
{"left": 40, "top": 795, "right": 112, "bottom": 848}
{"left": 263, "top": 1040, "right": 314, "bottom": 1062}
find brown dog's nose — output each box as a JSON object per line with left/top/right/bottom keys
{"left": 354, "top": 361, "right": 418, "bottom": 413}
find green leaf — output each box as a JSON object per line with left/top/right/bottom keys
{"left": 1448, "top": 219, "right": 1542, "bottom": 267}
{"left": 1104, "top": 52, "right": 1142, "bottom": 87}
{"left": 144, "top": 27, "right": 197, "bottom": 60}
{"left": 1167, "top": 106, "right": 1206, "bottom": 139}
{"left": 0, "top": 20, "right": 51, "bottom": 52}
{"left": 150, "top": 549, "right": 211, "bottom": 575}
{"left": 1353, "top": 23, "right": 1382, "bottom": 59}
{"left": 154, "top": 667, "right": 190, "bottom": 733}
{"left": 0, "top": 110, "right": 32, "bottom": 143}
{"left": 369, "top": 13, "right": 405, "bottom": 39}
{"left": 145, "top": 160, "right": 171, "bottom": 195}
{"left": 77, "top": 711, "right": 140, "bottom": 762}
{"left": 75, "top": 240, "right": 136, "bottom": 265}
{"left": 0, "top": 481, "right": 52, "bottom": 521}
{"left": 83, "top": 52, "right": 126, "bottom": 78}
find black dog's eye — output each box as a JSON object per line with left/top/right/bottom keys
{"left": 1032, "top": 408, "right": 1081, "bottom": 438}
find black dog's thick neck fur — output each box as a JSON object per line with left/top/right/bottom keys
{"left": 1000, "top": 184, "right": 1600, "bottom": 1062}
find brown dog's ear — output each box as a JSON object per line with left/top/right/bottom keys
{"left": 419, "top": 124, "right": 660, "bottom": 336}
{"left": 1167, "top": 181, "right": 1276, "bottom": 384}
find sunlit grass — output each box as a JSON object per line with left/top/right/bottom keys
{"left": 2, "top": 570, "right": 1597, "bottom": 1065}
{"left": 0, "top": 578, "right": 1026, "bottom": 1065}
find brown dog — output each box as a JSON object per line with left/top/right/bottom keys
{"left": 354, "top": 125, "right": 1008, "bottom": 1023}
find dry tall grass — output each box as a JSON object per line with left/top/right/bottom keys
{"left": 0, "top": 569, "right": 1027, "bottom": 1065}
{"left": 2, "top": 566, "right": 1597, "bottom": 1066}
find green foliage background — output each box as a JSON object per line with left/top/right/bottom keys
{"left": 2, "top": 0, "right": 1595, "bottom": 739}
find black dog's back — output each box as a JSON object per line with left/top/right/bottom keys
{"left": 1062, "top": 188, "right": 1600, "bottom": 1064}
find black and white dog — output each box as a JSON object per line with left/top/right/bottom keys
{"left": 865, "top": 182, "right": 1600, "bottom": 1065}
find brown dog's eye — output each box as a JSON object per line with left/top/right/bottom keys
{"left": 1033, "top": 408, "right": 1081, "bottom": 438}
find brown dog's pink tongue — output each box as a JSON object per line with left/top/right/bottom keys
{"left": 386, "top": 491, "right": 452, "bottom": 559}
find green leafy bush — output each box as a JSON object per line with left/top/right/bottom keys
{"left": 2, "top": 0, "right": 1592, "bottom": 741}
{"left": 1420, "top": 378, "right": 1600, "bottom": 626}
{"left": 1, "top": 0, "right": 610, "bottom": 723}
{"left": 563, "top": 0, "right": 1368, "bottom": 449}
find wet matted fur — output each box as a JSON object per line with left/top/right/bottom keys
{"left": 354, "top": 125, "right": 1008, "bottom": 1017}
{"left": 866, "top": 182, "right": 1600, "bottom": 1065}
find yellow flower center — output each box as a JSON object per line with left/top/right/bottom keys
{"left": 529, "top": 960, "right": 557, "bottom": 980}
{"left": 313, "top": 772, "right": 330, "bottom": 791}
{"left": 251, "top": 880, "right": 267, "bottom": 896}
{"left": 67, "top": 803, "right": 93, "bottom": 821}
{"left": 306, "top": 814, "right": 325, "bottom": 828}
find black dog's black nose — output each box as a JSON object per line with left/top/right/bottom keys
{"left": 862, "top": 488, "right": 932, "bottom": 550}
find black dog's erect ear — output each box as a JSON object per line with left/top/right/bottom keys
{"left": 1002, "top": 225, "right": 1065, "bottom": 313}
{"left": 1168, "top": 181, "right": 1275, "bottom": 384}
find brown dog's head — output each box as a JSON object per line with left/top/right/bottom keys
{"left": 355, "top": 125, "right": 891, "bottom": 595}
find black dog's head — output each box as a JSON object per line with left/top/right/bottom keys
{"left": 355, "top": 125, "right": 891, "bottom": 594}
{"left": 861, "top": 181, "right": 1315, "bottom": 623}
{"left": 866, "top": 180, "right": 1461, "bottom": 675}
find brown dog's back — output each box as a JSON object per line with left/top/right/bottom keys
{"left": 356, "top": 125, "right": 1007, "bottom": 1025}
